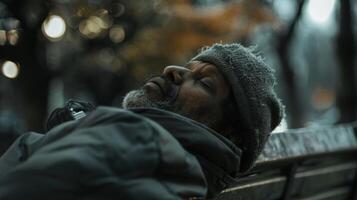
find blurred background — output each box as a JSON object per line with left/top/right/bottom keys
{"left": 0, "top": 0, "right": 356, "bottom": 149}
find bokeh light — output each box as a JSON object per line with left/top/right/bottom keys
{"left": 307, "top": 0, "right": 336, "bottom": 25}
{"left": 96, "top": 9, "right": 112, "bottom": 29}
{"left": 42, "top": 15, "right": 66, "bottom": 41}
{"left": 79, "top": 9, "right": 112, "bottom": 39}
{"left": 79, "top": 18, "right": 102, "bottom": 39}
{"left": 110, "top": 3, "right": 125, "bottom": 17}
{"left": 109, "top": 25, "right": 125, "bottom": 43}
{"left": 0, "top": 30, "right": 6, "bottom": 45}
{"left": 7, "top": 30, "right": 19, "bottom": 45}
{"left": 1, "top": 61, "right": 19, "bottom": 79}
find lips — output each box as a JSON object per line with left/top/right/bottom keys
{"left": 143, "top": 76, "right": 178, "bottom": 102}
{"left": 145, "top": 80, "right": 164, "bottom": 95}
{"left": 144, "top": 76, "right": 167, "bottom": 98}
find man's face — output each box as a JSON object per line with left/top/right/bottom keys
{"left": 123, "top": 61, "right": 230, "bottom": 129}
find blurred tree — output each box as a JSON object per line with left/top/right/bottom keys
{"left": 121, "top": 0, "right": 277, "bottom": 80}
{"left": 276, "top": 0, "right": 306, "bottom": 128}
{"left": 0, "top": 0, "right": 280, "bottom": 132}
{"left": 336, "top": 0, "right": 357, "bottom": 123}
{"left": 0, "top": 0, "right": 50, "bottom": 131}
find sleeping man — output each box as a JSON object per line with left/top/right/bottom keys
{"left": 0, "top": 43, "right": 283, "bottom": 199}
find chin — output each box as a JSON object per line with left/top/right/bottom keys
{"left": 122, "top": 89, "right": 172, "bottom": 111}
{"left": 122, "top": 89, "right": 150, "bottom": 109}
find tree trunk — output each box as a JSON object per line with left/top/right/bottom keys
{"left": 0, "top": 1, "right": 50, "bottom": 131}
{"left": 336, "top": 0, "right": 357, "bottom": 123}
{"left": 277, "top": 0, "right": 306, "bottom": 128}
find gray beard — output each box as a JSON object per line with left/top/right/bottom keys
{"left": 122, "top": 89, "right": 219, "bottom": 130}
{"left": 122, "top": 89, "right": 173, "bottom": 110}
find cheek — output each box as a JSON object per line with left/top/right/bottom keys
{"left": 175, "top": 86, "right": 216, "bottom": 113}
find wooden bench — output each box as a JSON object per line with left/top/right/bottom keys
{"left": 215, "top": 124, "right": 357, "bottom": 200}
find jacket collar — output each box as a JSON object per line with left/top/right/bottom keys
{"left": 129, "top": 108, "right": 241, "bottom": 177}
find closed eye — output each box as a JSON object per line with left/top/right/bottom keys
{"left": 198, "top": 77, "right": 213, "bottom": 91}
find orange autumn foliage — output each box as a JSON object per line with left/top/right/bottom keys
{"left": 120, "top": 0, "right": 278, "bottom": 79}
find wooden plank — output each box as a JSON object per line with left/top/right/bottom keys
{"left": 293, "top": 187, "right": 351, "bottom": 200}
{"left": 215, "top": 176, "right": 286, "bottom": 200}
{"left": 258, "top": 125, "right": 357, "bottom": 163}
{"left": 291, "top": 162, "right": 357, "bottom": 196}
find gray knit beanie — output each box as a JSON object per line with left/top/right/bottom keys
{"left": 191, "top": 43, "right": 284, "bottom": 172}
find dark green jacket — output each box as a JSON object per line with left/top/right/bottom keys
{"left": 0, "top": 107, "right": 241, "bottom": 199}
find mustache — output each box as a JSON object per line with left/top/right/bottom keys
{"left": 143, "top": 74, "right": 179, "bottom": 103}
{"left": 142, "top": 74, "right": 165, "bottom": 84}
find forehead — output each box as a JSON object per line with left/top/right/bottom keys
{"left": 186, "top": 60, "right": 225, "bottom": 77}
{"left": 186, "top": 61, "right": 220, "bottom": 74}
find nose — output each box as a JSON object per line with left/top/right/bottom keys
{"left": 163, "top": 65, "right": 190, "bottom": 85}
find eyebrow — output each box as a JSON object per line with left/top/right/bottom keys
{"left": 185, "top": 62, "right": 220, "bottom": 84}
{"left": 200, "top": 63, "right": 211, "bottom": 71}
{"left": 186, "top": 62, "right": 210, "bottom": 71}
{"left": 198, "top": 63, "right": 218, "bottom": 78}
{"left": 184, "top": 62, "right": 195, "bottom": 70}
